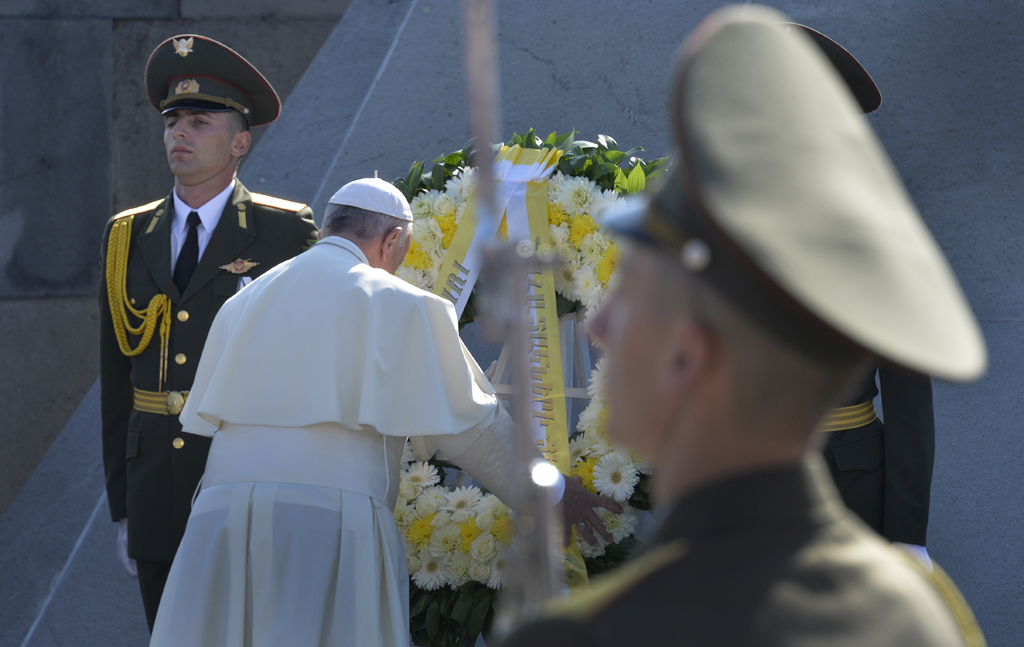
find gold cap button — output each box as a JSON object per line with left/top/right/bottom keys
{"left": 172, "top": 437, "right": 185, "bottom": 449}
{"left": 175, "top": 353, "right": 187, "bottom": 365}
{"left": 177, "top": 310, "right": 189, "bottom": 322}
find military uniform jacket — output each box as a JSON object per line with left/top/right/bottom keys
{"left": 99, "top": 181, "right": 317, "bottom": 561}
{"left": 498, "top": 456, "right": 967, "bottom": 647}
{"left": 824, "top": 367, "right": 935, "bottom": 544}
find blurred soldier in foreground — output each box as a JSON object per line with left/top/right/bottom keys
{"left": 499, "top": 6, "right": 985, "bottom": 647}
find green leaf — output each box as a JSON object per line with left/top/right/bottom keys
{"left": 543, "top": 130, "right": 558, "bottom": 147}
{"left": 613, "top": 167, "right": 629, "bottom": 194}
{"left": 426, "top": 600, "right": 441, "bottom": 640}
{"left": 410, "top": 590, "right": 432, "bottom": 617}
{"left": 451, "top": 592, "right": 475, "bottom": 624}
{"left": 597, "top": 134, "right": 618, "bottom": 151}
{"left": 602, "top": 150, "right": 627, "bottom": 164}
{"left": 467, "top": 594, "right": 492, "bottom": 637}
{"left": 574, "top": 139, "right": 598, "bottom": 151}
{"left": 431, "top": 162, "right": 446, "bottom": 190}
{"left": 626, "top": 163, "right": 646, "bottom": 194}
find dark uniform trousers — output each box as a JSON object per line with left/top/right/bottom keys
{"left": 497, "top": 456, "right": 971, "bottom": 647}
{"left": 99, "top": 181, "right": 317, "bottom": 629}
{"left": 822, "top": 367, "right": 934, "bottom": 545}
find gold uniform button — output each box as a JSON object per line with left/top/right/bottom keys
{"left": 175, "top": 353, "right": 187, "bottom": 365}
{"left": 172, "top": 437, "right": 185, "bottom": 449}
{"left": 177, "top": 310, "right": 189, "bottom": 322}
{"left": 130, "top": 298, "right": 136, "bottom": 305}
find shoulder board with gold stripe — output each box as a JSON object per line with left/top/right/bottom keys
{"left": 547, "top": 540, "right": 688, "bottom": 621}
{"left": 113, "top": 199, "right": 163, "bottom": 220}
{"left": 250, "top": 193, "right": 307, "bottom": 212}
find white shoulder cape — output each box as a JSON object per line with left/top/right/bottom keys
{"left": 180, "top": 237, "right": 498, "bottom": 438}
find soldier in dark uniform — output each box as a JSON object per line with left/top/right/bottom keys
{"left": 791, "top": 24, "right": 937, "bottom": 560}
{"left": 99, "top": 35, "right": 317, "bottom": 630}
{"left": 498, "top": 6, "right": 985, "bottom": 647}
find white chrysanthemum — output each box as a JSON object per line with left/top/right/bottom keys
{"left": 552, "top": 243, "right": 580, "bottom": 300}
{"left": 410, "top": 189, "right": 441, "bottom": 219}
{"left": 626, "top": 449, "right": 653, "bottom": 475}
{"left": 470, "top": 532, "right": 497, "bottom": 561}
{"left": 446, "top": 167, "right": 477, "bottom": 203}
{"left": 428, "top": 519, "right": 462, "bottom": 556}
{"left": 444, "top": 486, "right": 483, "bottom": 516}
{"left": 573, "top": 265, "right": 604, "bottom": 309}
{"left": 579, "top": 231, "right": 611, "bottom": 267}
{"left": 435, "top": 192, "right": 458, "bottom": 219}
{"left": 590, "top": 189, "right": 621, "bottom": 224}
{"left": 576, "top": 532, "right": 608, "bottom": 558}
{"left": 406, "top": 550, "right": 422, "bottom": 574}
{"left": 447, "top": 550, "right": 472, "bottom": 587}
{"left": 395, "top": 266, "right": 430, "bottom": 291}
{"left": 455, "top": 200, "right": 467, "bottom": 223}
{"left": 393, "top": 500, "right": 416, "bottom": 527}
{"left": 415, "top": 487, "right": 449, "bottom": 517}
{"left": 593, "top": 452, "right": 641, "bottom": 502}
{"left": 399, "top": 440, "right": 415, "bottom": 464}
{"left": 576, "top": 400, "right": 602, "bottom": 435}
{"left": 549, "top": 222, "right": 570, "bottom": 247}
{"left": 599, "top": 509, "right": 638, "bottom": 543}
{"left": 412, "top": 549, "right": 448, "bottom": 591}
{"left": 486, "top": 547, "right": 508, "bottom": 589}
{"left": 423, "top": 267, "right": 440, "bottom": 291}
{"left": 477, "top": 493, "right": 501, "bottom": 513}
{"left": 554, "top": 176, "right": 599, "bottom": 216}
{"left": 431, "top": 511, "right": 453, "bottom": 527}
{"left": 403, "top": 461, "right": 440, "bottom": 487}
{"left": 398, "top": 480, "right": 421, "bottom": 502}
{"left": 547, "top": 171, "right": 567, "bottom": 202}
{"left": 589, "top": 432, "right": 614, "bottom": 458}
{"left": 569, "top": 435, "right": 590, "bottom": 464}
{"left": 412, "top": 217, "right": 444, "bottom": 255}
{"left": 469, "top": 559, "right": 492, "bottom": 583}
{"left": 587, "top": 356, "right": 609, "bottom": 400}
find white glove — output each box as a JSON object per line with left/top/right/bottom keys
{"left": 117, "top": 518, "right": 139, "bottom": 578}
{"left": 893, "top": 542, "right": 932, "bottom": 571}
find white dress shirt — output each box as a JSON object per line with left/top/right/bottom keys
{"left": 170, "top": 179, "right": 235, "bottom": 271}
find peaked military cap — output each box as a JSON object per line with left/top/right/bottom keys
{"left": 605, "top": 5, "right": 986, "bottom": 382}
{"left": 145, "top": 35, "right": 281, "bottom": 126}
{"left": 784, "top": 23, "right": 881, "bottom": 114}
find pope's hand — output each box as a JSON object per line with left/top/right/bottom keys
{"left": 117, "top": 518, "right": 138, "bottom": 578}
{"left": 560, "top": 476, "right": 622, "bottom": 547}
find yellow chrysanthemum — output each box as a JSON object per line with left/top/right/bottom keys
{"left": 595, "top": 243, "right": 620, "bottom": 285}
{"left": 407, "top": 512, "right": 437, "bottom": 548}
{"left": 548, "top": 203, "right": 570, "bottom": 227}
{"left": 568, "top": 215, "right": 599, "bottom": 248}
{"left": 437, "top": 214, "right": 458, "bottom": 249}
{"left": 572, "top": 456, "right": 598, "bottom": 493}
{"left": 404, "top": 240, "right": 434, "bottom": 271}
{"left": 492, "top": 514, "right": 515, "bottom": 545}
{"left": 459, "top": 519, "right": 482, "bottom": 552}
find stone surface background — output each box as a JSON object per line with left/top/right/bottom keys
{"left": 2, "top": 0, "right": 1022, "bottom": 645}
{"left": 0, "top": 0, "right": 347, "bottom": 518}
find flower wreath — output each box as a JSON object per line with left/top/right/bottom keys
{"left": 391, "top": 130, "right": 668, "bottom": 647}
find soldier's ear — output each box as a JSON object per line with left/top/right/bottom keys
{"left": 663, "top": 320, "right": 715, "bottom": 394}
{"left": 231, "top": 130, "right": 252, "bottom": 158}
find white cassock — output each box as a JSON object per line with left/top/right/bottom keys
{"left": 149, "top": 236, "right": 530, "bottom": 647}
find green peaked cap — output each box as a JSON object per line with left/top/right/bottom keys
{"left": 145, "top": 34, "right": 281, "bottom": 127}
{"left": 605, "top": 5, "right": 986, "bottom": 382}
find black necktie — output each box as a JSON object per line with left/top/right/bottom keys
{"left": 173, "top": 211, "right": 201, "bottom": 293}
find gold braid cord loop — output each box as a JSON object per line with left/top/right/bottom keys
{"left": 106, "top": 216, "right": 173, "bottom": 390}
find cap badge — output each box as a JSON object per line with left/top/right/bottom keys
{"left": 220, "top": 259, "right": 259, "bottom": 275}
{"left": 681, "top": 238, "right": 711, "bottom": 272}
{"left": 173, "top": 37, "right": 194, "bottom": 57}
{"left": 174, "top": 79, "right": 200, "bottom": 95}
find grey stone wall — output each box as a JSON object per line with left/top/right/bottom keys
{"left": 0, "top": 0, "right": 347, "bottom": 515}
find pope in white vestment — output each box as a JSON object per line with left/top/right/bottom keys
{"left": 148, "top": 179, "right": 548, "bottom": 647}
